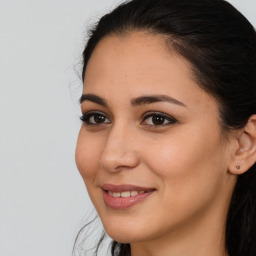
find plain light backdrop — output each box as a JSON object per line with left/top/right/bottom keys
{"left": 0, "top": 1, "right": 256, "bottom": 256}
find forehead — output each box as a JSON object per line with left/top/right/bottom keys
{"left": 83, "top": 31, "right": 216, "bottom": 111}
{"left": 85, "top": 31, "right": 187, "bottom": 78}
{"left": 85, "top": 32, "right": 190, "bottom": 86}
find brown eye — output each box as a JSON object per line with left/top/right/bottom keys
{"left": 91, "top": 114, "right": 106, "bottom": 123}
{"left": 152, "top": 115, "right": 165, "bottom": 125}
{"left": 80, "top": 112, "right": 111, "bottom": 125}
{"left": 142, "top": 113, "right": 177, "bottom": 126}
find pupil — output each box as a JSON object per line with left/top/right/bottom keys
{"left": 152, "top": 116, "right": 164, "bottom": 125}
{"left": 94, "top": 115, "right": 105, "bottom": 123}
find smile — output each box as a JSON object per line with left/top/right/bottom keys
{"left": 101, "top": 184, "right": 155, "bottom": 209}
{"left": 108, "top": 190, "right": 146, "bottom": 197}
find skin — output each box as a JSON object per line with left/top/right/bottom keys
{"left": 75, "top": 31, "right": 242, "bottom": 256}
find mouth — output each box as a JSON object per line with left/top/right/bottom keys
{"left": 107, "top": 190, "right": 147, "bottom": 197}
{"left": 101, "top": 184, "right": 156, "bottom": 209}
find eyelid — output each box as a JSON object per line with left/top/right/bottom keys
{"left": 80, "top": 110, "right": 177, "bottom": 127}
{"left": 141, "top": 111, "right": 177, "bottom": 126}
{"left": 80, "top": 110, "right": 111, "bottom": 125}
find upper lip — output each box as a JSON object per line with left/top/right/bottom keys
{"left": 101, "top": 183, "right": 156, "bottom": 193}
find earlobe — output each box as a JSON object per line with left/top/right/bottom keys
{"left": 229, "top": 115, "right": 256, "bottom": 175}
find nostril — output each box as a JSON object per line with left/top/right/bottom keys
{"left": 99, "top": 149, "right": 139, "bottom": 173}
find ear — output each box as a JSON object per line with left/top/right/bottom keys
{"left": 229, "top": 115, "right": 256, "bottom": 175}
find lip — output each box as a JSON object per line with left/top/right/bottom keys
{"left": 101, "top": 183, "right": 155, "bottom": 193}
{"left": 101, "top": 183, "right": 156, "bottom": 210}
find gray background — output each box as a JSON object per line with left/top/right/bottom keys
{"left": 0, "top": 0, "right": 255, "bottom": 256}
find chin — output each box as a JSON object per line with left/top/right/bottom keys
{"left": 102, "top": 221, "right": 146, "bottom": 244}
{"left": 106, "top": 230, "right": 140, "bottom": 244}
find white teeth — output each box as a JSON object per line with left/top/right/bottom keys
{"left": 108, "top": 190, "right": 145, "bottom": 197}
{"left": 131, "top": 191, "right": 139, "bottom": 196}
{"left": 112, "top": 192, "right": 121, "bottom": 197}
{"left": 121, "top": 191, "right": 131, "bottom": 197}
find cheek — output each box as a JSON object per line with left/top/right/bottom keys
{"left": 75, "top": 128, "right": 101, "bottom": 181}
{"left": 142, "top": 126, "right": 226, "bottom": 199}
{"left": 134, "top": 128, "right": 228, "bottom": 235}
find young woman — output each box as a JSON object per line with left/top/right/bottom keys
{"left": 75, "top": 0, "right": 256, "bottom": 255}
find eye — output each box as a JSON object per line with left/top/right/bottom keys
{"left": 80, "top": 111, "right": 111, "bottom": 125}
{"left": 141, "top": 112, "right": 177, "bottom": 126}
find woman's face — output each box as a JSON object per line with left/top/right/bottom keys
{"left": 76, "top": 32, "right": 236, "bottom": 243}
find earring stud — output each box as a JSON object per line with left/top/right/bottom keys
{"left": 236, "top": 165, "right": 240, "bottom": 170}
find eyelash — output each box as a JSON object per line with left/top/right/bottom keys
{"left": 142, "top": 112, "right": 177, "bottom": 126}
{"left": 80, "top": 111, "right": 177, "bottom": 127}
{"left": 80, "top": 111, "right": 111, "bottom": 125}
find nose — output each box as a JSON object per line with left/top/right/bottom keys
{"left": 99, "top": 124, "right": 140, "bottom": 173}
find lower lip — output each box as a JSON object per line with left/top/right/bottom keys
{"left": 103, "top": 190, "right": 155, "bottom": 210}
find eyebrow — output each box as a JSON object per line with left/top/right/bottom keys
{"left": 131, "top": 95, "right": 186, "bottom": 107}
{"left": 80, "top": 94, "right": 107, "bottom": 106}
{"left": 80, "top": 93, "right": 186, "bottom": 108}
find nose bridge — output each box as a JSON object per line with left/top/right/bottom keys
{"left": 100, "top": 121, "right": 139, "bottom": 172}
